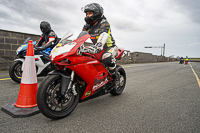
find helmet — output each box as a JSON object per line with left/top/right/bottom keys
{"left": 83, "top": 3, "right": 103, "bottom": 24}
{"left": 40, "top": 21, "right": 51, "bottom": 33}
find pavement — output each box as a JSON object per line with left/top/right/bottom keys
{"left": 0, "top": 62, "right": 200, "bottom": 133}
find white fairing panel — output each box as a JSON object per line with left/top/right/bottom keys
{"left": 51, "top": 42, "right": 77, "bottom": 60}
{"left": 50, "top": 30, "right": 75, "bottom": 61}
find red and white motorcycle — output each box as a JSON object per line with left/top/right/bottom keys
{"left": 37, "top": 30, "right": 126, "bottom": 119}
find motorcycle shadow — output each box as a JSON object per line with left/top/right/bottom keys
{"left": 76, "top": 93, "right": 126, "bottom": 113}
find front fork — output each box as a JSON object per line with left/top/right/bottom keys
{"left": 61, "top": 71, "right": 77, "bottom": 96}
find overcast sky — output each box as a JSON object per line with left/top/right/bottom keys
{"left": 0, "top": 0, "right": 200, "bottom": 57}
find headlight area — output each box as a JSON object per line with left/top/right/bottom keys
{"left": 54, "top": 58, "right": 71, "bottom": 70}
{"left": 61, "top": 58, "right": 71, "bottom": 64}
{"left": 16, "top": 47, "right": 23, "bottom": 54}
{"left": 58, "top": 58, "right": 71, "bottom": 65}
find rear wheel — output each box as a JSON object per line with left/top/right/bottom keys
{"left": 37, "top": 75, "right": 79, "bottom": 119}
{"left": 110, "top": 65, "right": 126, "bottom": 95}
{"left": 9, "top": 61, "right": 23, "bottom": 83}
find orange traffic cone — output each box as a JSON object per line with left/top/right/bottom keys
{"left": 1, "top": 40, "right": 40, "bottom": 117}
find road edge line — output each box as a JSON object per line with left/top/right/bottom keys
{"left": 189, "top": 63, "right": 200, "bottom": 88}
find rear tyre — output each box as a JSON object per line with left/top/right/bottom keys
{"left": 9, "top": 61, "right": 23, "bottom": 83}
{"left": 37, "top": 75, "right": 79, "bottom": 119}
{"left": 110, "top": 65, "right": 126, "bottom": 95}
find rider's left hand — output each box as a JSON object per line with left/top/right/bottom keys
{"left": 35, "top": 47, "right": 44, "bottom": 51}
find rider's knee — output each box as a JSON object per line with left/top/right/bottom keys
{"left": 102, "top": 53, "right": 116, "bottom": 67}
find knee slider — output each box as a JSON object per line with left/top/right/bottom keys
{"left": 102, "top": 53, "right": 115, "bottom": 67}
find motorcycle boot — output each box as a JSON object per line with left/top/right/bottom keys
{"left": 109, "top": 66, "right": 120, "bottom": 88}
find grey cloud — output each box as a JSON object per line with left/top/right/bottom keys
{"left": 174, "top": 0, "right": 200, "bottom": 24}
{"left": 0, "top": 0, "right": 200, "bottom": 57}
{"left": 0, "top": 0, "right": 84, "bottom": 35}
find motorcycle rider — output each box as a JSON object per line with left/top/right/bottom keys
{"left": 35, "top": 21, "right": 58, "bottom": 53}
{"left": 82, "top": 3, "right": 119, "bottom": 81}
{"left": 179, "top": 57, "right": 184, "bottom": 64}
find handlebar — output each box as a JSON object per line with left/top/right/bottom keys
{"left": 79, "top": 44, "right": 87, "bottom": 53}
{"left": 79, "top": 44, "right": 99, "bottom": 54}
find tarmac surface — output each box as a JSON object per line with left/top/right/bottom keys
{"left": 1, "top": 62, "right": 200, "bottom": 133}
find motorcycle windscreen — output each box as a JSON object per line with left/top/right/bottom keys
{"left": 50, "top": 33, "right": 91, "bottom": 62}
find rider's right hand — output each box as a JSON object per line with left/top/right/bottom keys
{"left": 87, "top": 45, "right": 98, "bottom": 54}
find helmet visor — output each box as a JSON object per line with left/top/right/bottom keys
{"left": 82, "top": 3, "right": 99, "bottom": 13}
{"left": 40, "top": 26, "right": 47, "bottom": 33}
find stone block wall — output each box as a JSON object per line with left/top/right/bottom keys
{"left": 116, "top": 51, "right": 177, "bottom": 64}
{"left": 132, "top": 52, "right": 158, "bottom": 63}
{"left": 0, "top": 29, "right": 41, "bottom": 70}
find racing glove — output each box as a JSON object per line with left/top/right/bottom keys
{"left": 87, "top": 45, "right": 98, "bottom": 54}
{"left": 35, "top": 47, "right": 44, "bottom": 51}
{"left": 87, "top": 42, "right": 103, "bottom": 54}
{"left": 95, "top": 42, "right": 103, "bottom": 51}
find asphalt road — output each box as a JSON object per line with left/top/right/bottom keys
{"left": 1, "top": 62, "right": 200, "bottom": 133}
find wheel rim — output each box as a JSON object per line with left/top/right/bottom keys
{"left": 13, "top": 63, "right": 22, "bottom": 78}
{"left": 119, "top": 75, "right": 125, "bottom": 87}
{"left": 45, "top": 80, "right": 75, "bottom": 112}
{"left": 115, "top": 74, "right": 125, "bottom": 92}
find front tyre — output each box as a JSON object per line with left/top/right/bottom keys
{"left": 9, "top": 61, "right": 23, "bottom": 83}
{"left": 110, "top": 65, "right": 126, "bottom": 95}
{"left": 37, "top": 75, "right": 79, "bottom": 119}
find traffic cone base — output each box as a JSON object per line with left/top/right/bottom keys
{"left": 1, "top": 103, "right": 39, "bottom": 118}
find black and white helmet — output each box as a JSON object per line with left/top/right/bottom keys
{"left": 82, "top": 3, "right": 103, "bottom": 24}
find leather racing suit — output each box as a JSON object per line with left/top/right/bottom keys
{"left": 35, "top": 30, "right": 58, "bottom": 51}
{"left": 83, "top": 16, "right": 118, "bottom": 71}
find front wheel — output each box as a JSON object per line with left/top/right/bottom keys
{"left": 37, "top": 75, "right": 80, "bottom": 119}
{"left": 9, "top": 61, "right": 23, "bottom": 83}
{"left": 110, "top": 65, "right": 126, "bottom": 95}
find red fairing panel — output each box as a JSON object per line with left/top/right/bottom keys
{"left": 115, "top": 48, "right": 124, "bottom": 59}
{"left": 67, "top": 60, "right": 108, "bottom": 100}
{"left": 56, "top": 54, "right": 108, "bottom": 100}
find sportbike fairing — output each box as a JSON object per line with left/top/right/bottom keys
{"left": 50, "top": 31, "right": 90, "bottom": 62}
